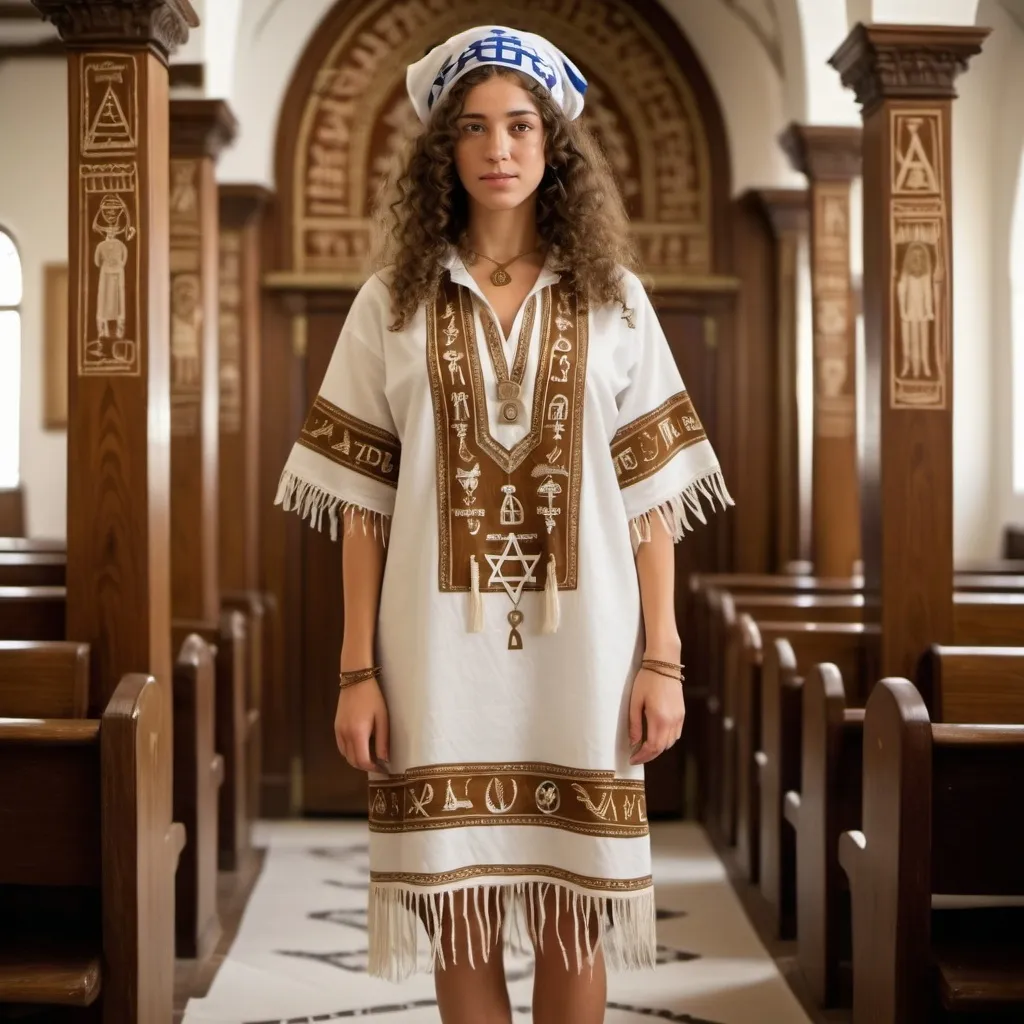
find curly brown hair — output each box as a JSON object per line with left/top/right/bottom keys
{"left": 372, "top": 64, "right": 640, "bottom": 331}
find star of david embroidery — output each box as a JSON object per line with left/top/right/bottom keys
{"left": 485, "top": 533, "right": 540, "bottom": 604}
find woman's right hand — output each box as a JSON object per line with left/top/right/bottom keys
{"left": 335, "top": 679, "right": 390, "bottom": 772}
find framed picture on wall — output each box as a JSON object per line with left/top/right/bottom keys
{"left": 43, "top": 262, "right": 68, "bottom": 430}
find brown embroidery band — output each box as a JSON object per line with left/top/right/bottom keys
{"left": 370, "top": 864, "right": 653, "bottom": 893}
{"left": 427, "top": 276, "right": 588, "bottom": 594}
{"left": 611, "top": 391, "right": 706, "bottom": 490}
{"left": 369, "top": 762, "right": 648, "bottom": 838}
{"left": 297, "top": 395, "right": 400, "bottom": 489}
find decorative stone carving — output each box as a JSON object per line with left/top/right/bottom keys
{"left": 32, "top": 0, "right": 198, "bottom": 58}
{"left": 292, "top": 0, "right": 713, "bottom": 285}
{"left": 170, "top": 99, "right": 238, "bottom": 161}
{"left": 830, "top": 24, "right": 989, "bottom": 115}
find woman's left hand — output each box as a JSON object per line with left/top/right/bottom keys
{"left": 628, "top": 667, "right": 685, "bottom": 766}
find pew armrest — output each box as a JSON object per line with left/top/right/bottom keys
{"left": 0, "top": 947, "right": 101, "bottom": 1006}
{"left": 211, "top": 753, "right": 224, "bottom": 788}
{"left": 168, "top": 822, "right": 186, "bottom": 870}
{"left": 783, "top": 789, "right": 800, "bottom": 828}
{"left": 838, "top": 828, "right": 866, "bottom": 886}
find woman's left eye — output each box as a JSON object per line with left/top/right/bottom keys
{"left": 512, "top": 123, "right": 532, "bottom": 133}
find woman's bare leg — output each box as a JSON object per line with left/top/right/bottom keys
{"left": 428, "top": 889, "right": 513, "bottom": 1024}
{"left": 532, "top": 888, "right": 607, "bottom": 1024}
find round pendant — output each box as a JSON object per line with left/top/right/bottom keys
{"left": 491, "top": 268, "right": 512, "bottom": 286}
{"left": 500, "top": 400, "right": 522, "bottom": 423}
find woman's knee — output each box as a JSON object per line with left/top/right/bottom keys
{"left": 420, "top": 887, "right": 507, "bottom": 969}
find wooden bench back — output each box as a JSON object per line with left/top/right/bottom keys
{"left": 0, "top": 720, "right": 101, "bottom": 887}
{"left": 0, "top": 641, "right": 90, "bottom": 718}
{"left": 919, "top": 646, "right": 1024, "bottom": 725}
{"left": 953, "top": 594, "right": 1024, "bottom": 646}
{"left": 930, "top": 728, "right": 1024, "bottom": 895}
{"left": 0, "top": 552, "right": 67, "bottom": 586}
{"left": 726, "top": 592, "right": 865, "bottom": 625}
{"left": 0, "top": 538, "right": 65, "bottom": 553}
{"left": 0, "top": 586, "right": 66, "bottom": 641}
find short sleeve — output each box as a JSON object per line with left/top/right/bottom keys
{"left": 609, "top": 272, "right": 732, "bottom": 544}
{"left": 275, "top": 275, "right": 400, "bottom": 540}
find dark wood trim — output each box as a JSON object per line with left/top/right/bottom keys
{"left": 0, "top": 38, "right": 63, "bottom": 60}
{"left": 168, "top": 60, "right": 202, "bottom": 90}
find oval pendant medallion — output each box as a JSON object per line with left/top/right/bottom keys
{"left": 500, "top": 400, "right": 521, "bottom": 423}
{"left": 491, "top": 268, "right": 512, "bottom": 286}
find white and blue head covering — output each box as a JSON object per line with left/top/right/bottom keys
{"left": 406, "top": 25, "right": 588, "bottom": 124}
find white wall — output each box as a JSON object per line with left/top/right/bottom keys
{"left": 0, "top": 59, "right": 68, "bottom": 539}
{"left": 220, "top": 0, "right": 800, "bottom": 195}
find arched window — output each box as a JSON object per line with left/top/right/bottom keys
{"left": 1013, "top": 161, "right": 1024, "bottom": 493}
{"left": 0, "top": 229, "right": 21, "bottom": 489}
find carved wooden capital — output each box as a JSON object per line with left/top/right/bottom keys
{"left": 32, "top": 0, "right": 198, "bottom": 58}
{"left": 780, "top": 124, "right": 862, "bottom": 182}
{"left": 753, "top": 188, "right": 809, "bottom": 238}
{"left": 830, "top": 23, "right": 989, "bottom": 115}
{"left": 170, "top": 99, "right": 238, "bottom": 161}
{"left": 219, "top": 184, "right": 274, "bottom": 229}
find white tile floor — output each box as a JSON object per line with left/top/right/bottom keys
{"left": 182, "top": 820, "right": 811, "bottom": 1023}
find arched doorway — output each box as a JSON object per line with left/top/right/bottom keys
{"left": 267, "top": 0, "right": 738, "bottom": 815}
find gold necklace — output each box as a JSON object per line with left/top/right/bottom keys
{"left": 467, "top": 246, "right": 542, "bottom": 287}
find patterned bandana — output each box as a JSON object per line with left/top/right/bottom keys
{"left": 406, "top": 25, "right": 588, "bottom": 124}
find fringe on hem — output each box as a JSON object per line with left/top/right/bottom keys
{"left": 367, "top": 881, "right": 656, "bottom": 982}
{"left": 274, "top": 469, "right": 391, "bottom": 544}
{"left": 629, "top": 468, "right": 734, "bottom": 548}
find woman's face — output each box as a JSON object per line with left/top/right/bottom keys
{"left": 453, "top": 75, "right": 546, "bottom": 214}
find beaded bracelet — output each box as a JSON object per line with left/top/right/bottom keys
{"left": 339, "top": 666, "right": 381, "bottom": 690}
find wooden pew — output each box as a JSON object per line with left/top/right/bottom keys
{"left": 0, "top": 584, "right": 226, "bottom": 961}
{"left": 0, "top": 587, "right": 65, "bottom": 641}
{"left": 0, "top": 643, "right": 180, "bottom": 1022}
{"left": 717, "top": 592, "right": 864, "bottom": 845}
{"left": 0, "top": 552, "right": 66, "bottom": 586}
{"left": 174, "top": 610, "right": 254, "bottom": 874}
{"left": 223, "top": 590, "right": 264, "bottom": 821}
{"left": 172, "top": 635, "right": 223, "bottom": 960}
{"left": 733, "top": 622, "right": 878, "bottom": 918}
{"left": 793, "top": 619, "right": 1024, "bottom": 1007}
{"left": 839, "top": 663, "right": 1024, "bottom": 1022}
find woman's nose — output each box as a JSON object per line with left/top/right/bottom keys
{"left": 487, "top": 130, "right": 510, "bottom": 162}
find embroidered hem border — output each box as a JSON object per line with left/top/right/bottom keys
{"left": 367, "top": 872, "right": 656, "bottom": 980}
{"left": 275, "top": 471, "right": 391, "bottom": 543}
{"left": 370, "top": 762, "right": 647, "bottom": 837}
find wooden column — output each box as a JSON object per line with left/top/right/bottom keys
{"left": 831, "top": 24, "right": 988, "bottom": 677}
{"left": 755, "top": 188, "right": 809, "bottom": 572}
{"left": 169, "top": 100, "right": 237, "bottom": 624}
{"left": 34, "top": 0, "right": 196, "bottom": 713}
{"left": 781, "top": 125, "right": 862, "bottom": 579}
{"left": 218, "top": 185, "right": 272, "bottom": 592}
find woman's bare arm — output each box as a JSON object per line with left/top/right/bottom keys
{"left": 628, "top": 513, "right": 685, "bottom": 765}
{"left": 336, "top": 509, "right": 391, "bottom": 771}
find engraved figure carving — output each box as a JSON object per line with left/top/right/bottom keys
{"left": 171, "top": 273, "right": 202, "bottom": 388}
{"left": 93, "top": 193, "right": 134, "bottom": 341}
{"left": 535, "top": 781, "right": 561, "bottom": 814}
{"left": 897, "top": 241, "right": 935, "bottom": 379}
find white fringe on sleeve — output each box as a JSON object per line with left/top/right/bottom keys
{"left": 629, "top": 468, "right": 733, "bottom": 547}
{"left": 275, "top": 469, "right": 391, "bottom": 544}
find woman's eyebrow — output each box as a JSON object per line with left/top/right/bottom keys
{"left": 456, "top": 109, "right": 539, "bottom": 120}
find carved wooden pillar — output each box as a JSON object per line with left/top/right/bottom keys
{"left": 32, "top": 3, "right": 197, "bottom": 1021}
{"left": 218, "top": 185, "right": 272, "bottom": 593}
{"left": 831, "top": 25, "right": 988, "bottom": 679}
{"left": 780, "top": 125, "right": 862, "bottom": 579}
{"left": 169, "top": 100, "right": 237, "bottom": 624}
{"left": 755, "top": 188, "right": 809, "bottom": 571}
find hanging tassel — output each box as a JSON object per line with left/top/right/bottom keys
{"left": 469, "top": 556, "right": 484, "bottom": 633}
{"left": 542, "top": 553, "right": 560, "bottom": 635}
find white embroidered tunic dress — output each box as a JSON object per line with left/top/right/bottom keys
{"left": 276, "top": 254, "right": 731, "bottom": 980}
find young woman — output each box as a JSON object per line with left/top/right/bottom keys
{"left": 276, "top": 25, "right": 731, "bottom": 1024}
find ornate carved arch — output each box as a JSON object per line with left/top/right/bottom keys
{"left": 273, "top": 0, "right": 733, "bottom": 288}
